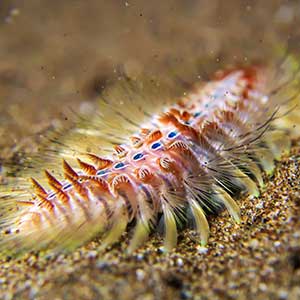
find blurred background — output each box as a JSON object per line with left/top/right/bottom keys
{"left": 0, "top": 0, "right": 299, "bottom": 149}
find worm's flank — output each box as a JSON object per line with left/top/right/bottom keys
{"left": 1, "top": 56, "right": 300, "bottom": 256}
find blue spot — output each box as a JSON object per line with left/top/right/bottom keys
{"left": 205, "top": 103, "right": 209, "bottom": 108}
{"left": 96, "top": 169, "right": 109, "bottom": 176}
{"left": 114, "top": 162, "right": 126, "bottom": 169}
{"left": 133, "top": 152, "right": 144, "bottom": 161}
{"left": 151, "top": 142, "right": 162, "bottom": 150}
{"left": 194, "top": 112, "right": 202, "bottom": 118}
{"left": 48, "top": 192, "right": 55, "bottom": 199}
{"left": 63, "top": 183, "right": 72, "bottom": 190}
{"left": 167, "top": 131, "right": 177, "bottom": 139}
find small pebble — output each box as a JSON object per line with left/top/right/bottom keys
{"left": 136, "top": 269, "right": 145, "bottom": 281}
{"left": 274, "top": 241, "right": 281, "bottom": 247}
{"left": 197, "top": 246, "right": 208, "bottom": 254}
{"left": 278, "top": 289, "right": 288, "bottom": 300}
{"left": 177, "top": 258, "right": 184, "bottom": 267}
{"left": 249, "top": 239, "right": 259, "bottom": 249}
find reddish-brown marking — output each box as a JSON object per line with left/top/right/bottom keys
{"left": 63, "top": 160, "right": 79, "bottom": 179}
{"left": 45, "top": 170, "right": 63, "bottom": 189}
{"left": 80, "top": 175, "right": 110, "bottom": 193}
{"left": 135, "top": 167, "right": 154, "bottom": 183}
{"left": 159, "top": 112, "right": 198, "bottom": 141}
{"left": 145, "top": 130, "right": 163, "bottom": 145}
{"left": 36, "top": 195, "right": 54, "bottom": 211}
{"left": 51, "top": 186, "right": 69, "bottom": 204}
{"left": 181, "top": 111, "right": 191, "bottom": 122}
{"left": 140, "top": 128, "right": 151, "bottom": 136}
{"left": 86, "top": 154, "right": 113, "bottom": 170}
{"left": 130, "top": 136, "right": 143, "bottom": 148}
{"left": 157, "top": 157, "right": 181, "bottom": 178}
{"left": 111, "top": 174, "right": 131, "bottom": 192}
{"left": 30, "top": 178, "right": 48, "bottom": 198}
{"left": 77, "top": 159, "right": 97, "bottom": 175}
{"left": 114, "top": 145, "right": 128, "bottom": 158}
{"left": 158, "top": 112, "right": 178, "bottom": 125}
{"left": 169, "top": 108, "right": 181, "bottom": 118}
{"left": 65, "top": 174, "right": 88, "bottom": 198}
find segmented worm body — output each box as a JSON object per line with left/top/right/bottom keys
{"left": 0, "top": 61, "right": 299, "bottom": 256}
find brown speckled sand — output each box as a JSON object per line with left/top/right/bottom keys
{"left": 0, "top": 1, "right": 300, "bottom": 300}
